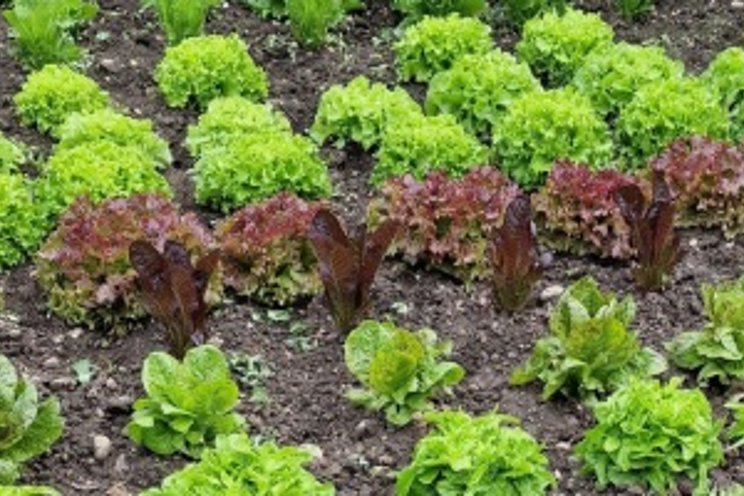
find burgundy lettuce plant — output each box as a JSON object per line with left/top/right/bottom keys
{"left": 615, "top": 171, "right": 682, "bottom": 292}
{"left": 216, "top": 192, "right": 324, "bottom": 306}
{"left": 130, "top": 240, "right": 219, "bottom": 358}
{"left": 367, "top": 167, "right": 520, "bottom": 284}
{"left": 307, "top": 209, "right": 399, "bottom": 333}
{"left": 490, "top": 194, "right": 543, "bottom": 312}
{"left": 35, "top": 194, "right": 220, "bottom": 330}
{"left": 651, "top": 136, "right": 744, "bottom": 239}
{"left": 532, "top": 161, "right": 643, "bottom": 259}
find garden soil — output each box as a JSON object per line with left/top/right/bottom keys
{"left": 2, "top": 0, "right": 744, "bottom": 494}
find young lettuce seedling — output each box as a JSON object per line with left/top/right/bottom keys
{"left": 307, "top": 209, "right": 399, "bottom": 333}
{"left": 129, "top": 240, "right": 219, "bottom": 358}
{"left": 490, "top": 193, "right": 543, "bottom": 312}
{"left": 615, "top": 171, "right": 681, "bottom": 292}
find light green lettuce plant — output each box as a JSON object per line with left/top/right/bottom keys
{"left": 193, "top": 133, "right": 332, "bottom": 212}
{"left": 344, "top": 320, "right": 465, "bottom": 426}
{"left": 127, "top": 346, "right": 247, "bottom": 458}
{"left": 14, "top": 65, "right": 110, "bottom": 135}
{"left": 311, "top": 76, "right": 422, "bottom": 150}
{"left": 511, "top": 276, "right": 666, "bottom": 402}
{"left": 155, "top": 34, "right": 269, "bottom": 109}
{"left": 394, "top": 14, "right": 492, "bottom": 82}
{"left": 373, "top": 113, "right": 488, "bottom": 185}
{"left": 186, "top": 96, "right": 292, "bottom": 158}
{"left": 616, "top": 77, "right": 730, "bottom": 169}
{"left": 141, "top": 433, "right": 335, "bottom": 495}
{"left": 56, "top": 108, "right": 172, "bottom": 168}
{"left": 396, "top": 410, "right": 555, "bottom": 495}
{"left": 517, "top": 7, "right": 613, "bottom": 87}
{"left": 0, "top": 354, "right": 63, "bottom": 485}
{"left": 702, "top": 47, "right": 744, "bottom": 142}
{"left": 392, "top": 0, "right": 486, "bottom": 21}
{"left": 572, "top": 42, "right": 684, "bottom": 118}
{"left": 0, "top": 173, "right": 46, "bottom": 269}
{"left": 0, "top": 487, "right": 60, "bottom": 495}
{"left": 141, "top": 0, "right": 220, "bottom": 45}
{"left": 667, "top": 276, "right": 744, "bottom": 385}
{"left": 426, "top": 49, "right": 541, "bottom": 136}
{"left": 492, "top": 88, "right": 612, "bottom": 187}
{"left": 34, "top": 141, "right": 172, "bottom": 227}
{"left": 575, "top": 378, "right": 724, "bottom": 495}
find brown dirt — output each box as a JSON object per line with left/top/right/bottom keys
{"left": 2, "top": 1, "right": 744, "bottom": 495}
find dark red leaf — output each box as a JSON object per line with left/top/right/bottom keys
{"left": 489, "top": 194, "right": 543, "bottom": 312}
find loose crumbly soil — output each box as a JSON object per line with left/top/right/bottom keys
{"left": 2, "top": 1, "right": 744, "bottom": 494}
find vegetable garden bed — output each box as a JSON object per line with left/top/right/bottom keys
{"left": 3, "top": 0, "right": 744, "bottom": 494}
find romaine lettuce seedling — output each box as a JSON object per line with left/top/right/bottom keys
{"left": 129, "top": 240, "right": 219, "bottom": 358}
{"left": 307, "top": 209, "right": 399, "bottom": 332}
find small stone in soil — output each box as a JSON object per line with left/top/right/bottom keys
{"left": 540, "top": 284, "right": 565, "bottom": 301}
{"left": 93, "top": 434, "right": 112, "bottom": 460}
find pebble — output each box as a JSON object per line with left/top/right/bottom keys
{"left": 68, "top": 328, "right": 84, "bottom": 339}
{"left": 733, "top": 0, "right": 744, "bottom": 8}
{"left": 113, "top": 454, "right": 129, "bottom": 477}
{"left": 49, "top": 377, "right": 76, "bottom": 391}
{"left": 106, "top": 395, "right": 134, "bottom": 413}
{"left": 106, "top": 482, "right": 131, "bottom": 496}
{"left": 105, "top": 378, "right": 118, "bottom": 390}
{"left": 99, "top": 58, "right": 121, "bottom": 73}
{"left": 43, "top": 356, "right": 60, "bottom": 368}
{"left": 540, "top": 284, "right": 565, "bottom": 301}
{"left": 93, "top": 434, "right": 112, "bottom": 460}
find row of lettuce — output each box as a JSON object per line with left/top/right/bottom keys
{"left": 1, "top": 0, "right": 651, "bottom": 72}
{"left": 7, "top": 271, "right": 744, "bottom": 494}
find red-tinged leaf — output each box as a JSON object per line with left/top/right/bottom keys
{"left": 615, "top": 173, "right": 681, "bottom": 292}
{"left": 129, "top": 240, "right": 175, "bottom": 327}
{"left": 490, "top": 194, "right": 543, "bottom": 312}
{"left": 359, "top": 219, "right": 400, "bottom": 304}
{"left": 307, "top": 209, "right": 393, "bottom": 332}
{"left": 130, "top": 239, "right": 216, "bottom": 357}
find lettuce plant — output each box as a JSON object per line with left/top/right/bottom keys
{"left": 14, "top": 65, "right": 110, "bottom": 135}
{"left": 286, "top": 0, "right": 346, "bottom": 47}
{"left": 572, "top": 42, "right": 683, "bottom": 118}
{"left": 667, "top": 276, "right": 744, "bottom": 385}
{"left": 426, "top": 50, "right": 541, "bottom": 137}
{"left": 0, "top": 133, "right": 25, "bottom": 174}
{"left": 3, "top": 0, "right": 97, "bottom": 69}
{"left": 128, "top": 345, "right": 247, "bottom": 458}
{"left": 726, "top": 395, "right": 744, "bottom": 449}
{"left": 0, "top": 354, "right": 63, "bottom": 485}
{"left": 193, "top": 133, "right": 332, "bottom": 212}
{"left": 615, "top": 171, "right": 681, "bottom": 292}
{"left": 367, "top": 167, "right": 519, "bottom": 283}
{"left": 511, "top": 277, "right": 666, "bottom": 401}
{"left": 532, "top": 161, "right": 641, "bottom": 259}
{"left": 492, "top": 88, "right": 612, "bottom": 187}
{"left": 616, "top": 0, "right": 654, "bottom": 19}
{"left": 141, "top": 433, "right": 335, "bottom": 496}
{"left": 490, "top": 194, "right": 543, "bottom": 312}
{"left": 0, "top": 173, "right": 46, "bottom": 269}
{"left": 141, "top": 0, "right": 220, "bottom": 45}
{"left": 307, "top": 210, "right": 399, "bottom": 332}
{"left": 35, "top": 195, "right": 217, "bottom": 329}
{"left": 56, "top": 109, "right": 172, "bottom": 168}
{"left": 393, "top": 14, "right": 492, "bottom": 82}
{"left": 186, "top": 97, "right": 292, "bottom": 158}
{"left": 130, "top": 240, "right": 220, "bottom": 359}
{"left": 616, "top": 77, "right": 731, "bottom": 169}
{"left": 155, "top": 34, "right": 269, "bottom": 109}
{"left": 517, "top": 7, "right": 613, "bottom": 87}
{"left": 391, "top": 0, "right": 486, "bottom": 21}
{"left": 216, "top": 193, "right": 324, "bottom": 306}
{"left": 574, "top": 378, "right": 724, "bottom": 495}
{"left": 311, "top": 76, "right": 422, "bottom": 150}
{"left": 702, "top": 47, "right": 744, "bottom": 142}
{"left": 500, "top": 0, "right": 567, "bottom": 26}
{"left": 712, "top": 483, "right": 744, "bottom": 496}
{"left": 396, "top": 410, "right": 555, "bottom": 495}
{"left": 651, "top": 137, "right": 744, "bottom": 239}
{"left": 34, "top": 141, "right": 171, "bottom": 226}
{"left": 373, "top": 114, "right": 488, "bottom": 185}
{"left": 240, "top": 0, "right": 287, "bottom": 17}
{"left": 344, "top": 321, "right": 465, "bottom": 426}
